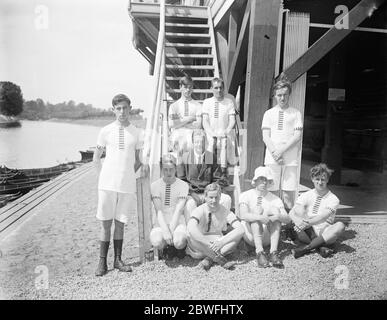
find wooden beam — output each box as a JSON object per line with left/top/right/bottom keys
{"left": 280, "top": 0, "right": 386, "bottom": 83}
{"left": 243, "top": 0, "right": 282, "bottom": 184}
{"left": 228, "top": 9, "right": 238, "bottom": 70}
{"left": 227, "top": 0, "right": 251, "bottom": 95}
{"left": 216, "top": 30, "right": 229, "bottom": 86}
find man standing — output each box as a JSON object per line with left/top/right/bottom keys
{"left": 239, "top": 166, "right": 290, "bottom": 268}
{"left": 168, "top": 75, "right": 202, "bottom": 156}
{"left": 93, "top": 94, "right": 145, "bottom": 277}
{"left": 150, "top": 154, "right": 189, "bottom": 260}
{"left": 186, "top": 183, "right": 244, "bottom": 270}
{"left": 289, "top": 163, "right": 345, "bottom": 259}
{"left": 202, "top": 78, "right": 236, "bottom": 185}
{"left": 262, "top": 80, "right": 303, "bottom": 211}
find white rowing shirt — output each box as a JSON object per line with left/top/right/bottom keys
{"left": 239, "top": 189, "right": 285, "bottom": 216}
{"left": 190, "top": 203, "right": 238, "bottom": 236}
{"left": 151, "top": 178, "right": 189, "bottom": 223}
{"left": 296, "top": 189, "right": 339, "bottom": 226}
{"left": 97, "top": 122, "right": 142, "bottom": 193}
{"left": 262, "top": 105, "right": 303, "bottom": 166}
{"left": 168, "top": 98, "right": 202, "bottom": 130}
{"left": 202, "top": 96, "right": 235, "bottom": 135}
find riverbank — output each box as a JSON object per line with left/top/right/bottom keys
{"left": 0, "top": 167, "right": 386, "bottom": 300}
{"left": 46, "top": 117, "right": 146, "bottom": 128}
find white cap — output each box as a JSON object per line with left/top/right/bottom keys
{"left": 252, "top": 166, "right": 274, "bottom": 182}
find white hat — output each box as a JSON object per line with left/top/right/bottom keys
{"left": 252, "top": 166, "right": 274, "bottom": 182}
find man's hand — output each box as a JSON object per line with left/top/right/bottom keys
{"left": 209, "top": 238, "right": 223, "bottom": 253}
{"left": 294, "top": 218, "right": 310, "bottom": 231}
{"left": 140, "top": 164, "right": 150, "bottom": 178}
{"left": 259, "top": 214, "right": 270, "bottom": 225}
{"left": 162, "top": 227, "right": 173, "bottom": 246}
{"left": 267, "top": 210, "right": 280, "bottom": 222}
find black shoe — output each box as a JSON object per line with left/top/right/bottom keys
{"left": 164, "top": 245, "right": 177, "bottom": 260}
{"left": 292, "top": 247, "right": 310, "bottom": 259}
{"left": 114, "top": 258, "right": 132, "bottom": 272}
{"left": 95, "top": 258, "right": 108, "bottom": 276}
{"left": 198, "top": 257, "right": 214, "bottom": 271}
{"left": 256, "top": 251, "right": 270, "bottom": 268}
{"left": 269, "top": 251, "right": 284, "bottom": 268}
{"left": 176, "top": 248, "right": 186, "bottom": 259}
{"left": 319, "top": 246, "right": 334, "bottom": 258}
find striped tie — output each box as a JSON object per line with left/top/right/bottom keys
{"left": 164, "top": 184, "right": 171, "bottom": 206}
{"left": 118, "top": 127, "right": 124, "bottom": 150}
{"left": 207, "top": 212, "right": 212, "bottom": 233}
{"left": 214, "top": 101, "right": 219, "bottom": 119}
{"left": 184, "top": 100, "right": 189, "bottom": 117}
{"left": 278, "top": 110, "right": 284, "bottom": 130}
{"left": 257, "top": 196, "right": 263, "bottom": 208}
{"left": 312, "top": 196, "right": 322, "bottom": 215}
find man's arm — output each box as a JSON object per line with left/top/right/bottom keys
{"left": 289, "top": 203, "right": 309, "bottom": 230}
{"left": 93, "top": 146, "right": 104, "bottom": 175}
{"left": 187, "top": 217, "right": 207, "bottom": 245}
{"left": 225, "top": 114, "right": 236, "bottom": 136}
{"left": 307, "top": 208, "right": 334, "bottom": 226}
{"left": 239, "top": 202, "right": 266, "bottom": 223}
{"left": 273, "top": 130, "right": 302, "bottom": 158}
{"left": 169, "top": 198, "right": 187, "bottom": 232}
{"left": 152, "top": 197, "right": 173, "bottom": 245}
{"left": 262, "top": 129, "right": 283, "bottom": 163}
{"left": 202, "top": 114, "right": 215, "bottom": 137}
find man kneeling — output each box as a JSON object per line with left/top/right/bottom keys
{"left": 239, "top": 166, "right": 290, "bottom": 268}
{"left": 186, "top": 183, "right": 244, "bottom": 270}
{"left": 150, "top": 154, "right": 189, "bottom": 260}
{"left": 289, "top": 163, "right": 345, "bottom": 259}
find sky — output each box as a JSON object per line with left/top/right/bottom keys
{"left": 0, "top": 0, "right": 154, "bottom": 115}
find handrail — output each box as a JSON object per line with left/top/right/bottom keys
{"left": 143, "top": 0, "right": 166, "bottom": 182}
{"left": 207, "top": 6, "right": 220, "bottom": 78}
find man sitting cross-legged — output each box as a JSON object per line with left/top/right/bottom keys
{"left": 177, "top": 130, "right": 232, "bottom": 215}
{"left": 289, "top": 163, "right": 345, "bottom": 259}
{"left": 239, "top": 166, "right": 290, "bottom": 268}
{"left": 186, "top": 183, "right": 244, "bottom": 270}
{"left": 150, "top": 154, "right": 189, "bottom": 260}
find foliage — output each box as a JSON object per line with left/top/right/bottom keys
{"left": 0, "top": 81, "right": 24, "bottom": 117}
{"left": 20, "top": 99, "right": 144, "bottom": 121}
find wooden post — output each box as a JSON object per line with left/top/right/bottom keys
{"left": 243, "top": 0, "right": 282, "bottom": 188}
{"left": 137, "top": 176, "right": 153, "bottom": 262}
{"left": 321, "top": 43, "right": 347, "bottom": 184}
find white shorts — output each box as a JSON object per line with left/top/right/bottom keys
{"left": 241, "top": 221, "right": 271, "bottom": 247}
{"left": 96, "top": 190, "right": 137, "bottom": 224}
{"left": 186, "top": 234, "right": 222, "bottom": 259}
{"left": 267, "top": 164, "right": 298, "bottom": 191}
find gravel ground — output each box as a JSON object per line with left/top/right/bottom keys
{"left": 0, "top": 169, "right": 386, "bottom": 300}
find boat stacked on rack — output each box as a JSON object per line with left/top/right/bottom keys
{"left": 0, "top": 163, "right": 77, "bottom": 205}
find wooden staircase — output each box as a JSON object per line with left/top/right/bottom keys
{"left": 163, "top": 5, "right": 220, "bottom": 103}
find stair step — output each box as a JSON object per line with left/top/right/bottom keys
{"left": 167, "top": 99, "right": 205, "bottom": 104}
{"left": 166, "top": 77, "right": 213, "bottom": 81}
{"left": 165, "top": 13, "right": 207, "bottom": 19}
{"left": 166, "top": 65, "right": 214, "bottom": 70}
{"left": 165, "top": 23, "right": 209, "bottom": 28}
{"left": 166, "top": 43, "right": 212, "bottom": 48}
{"left": 167, "top": 89, "right": 213, "bottom": 94}
{"left": 166, "top": 32, "right": 210, "bottom": 38}
{"left": 166, "top": 53, "right": 213, "bottom": 58}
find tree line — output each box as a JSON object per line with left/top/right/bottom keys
{"left": 0, "top": 81, "right": 143, "bottom": 121}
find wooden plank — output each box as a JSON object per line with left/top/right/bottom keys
{"left": 216, "top": 30, "right": 229, "bottom": 85}
{"left": 227, "top": 0, "right": 251, "bottom": 95}
{"left": 166, "top": 32, "right": 210, "bottom": 38}
{"left": 207, "top": 6, "right": 220, "bottom": 78}
{"left": 166, "top": 64, "right": 214, "bottom": 69}
{"left": 243, "top": 0, "right": 282, "bottom": 184}
{"left": 166, "top": 53, "right": 213, "bottom": 58}
{"left": 0, "top": 164, "right": 92, "bottom": 216}
{"left": 165, "top": 43, "right": 212, "bottom": 47}
{"left": 228, "top": 9, "right": 238, "bottom": 72}
{"left": 166, "top": 76, "right": 213, "bottom": 80}
{"left": 280, "top": 0, "right": 386, "bottom": 83}
{"left": 0, "top": 164, "right": 93, "bottom": 236}
{"left": 137, "top": 176, "right": 153, "bottom": 262}
{"left": 165, "top": 23, "right": 209, "bottom": 28}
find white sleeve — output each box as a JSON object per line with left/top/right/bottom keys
{"left": 261, "top": 110, "right": 271, "bottom": 130}
{"left": 96, "top": 128, "right": 106, "bottom": 148}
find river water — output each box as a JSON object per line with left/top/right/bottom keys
{"left": 0, "top": 121, "right": 101, "bottom": 169}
